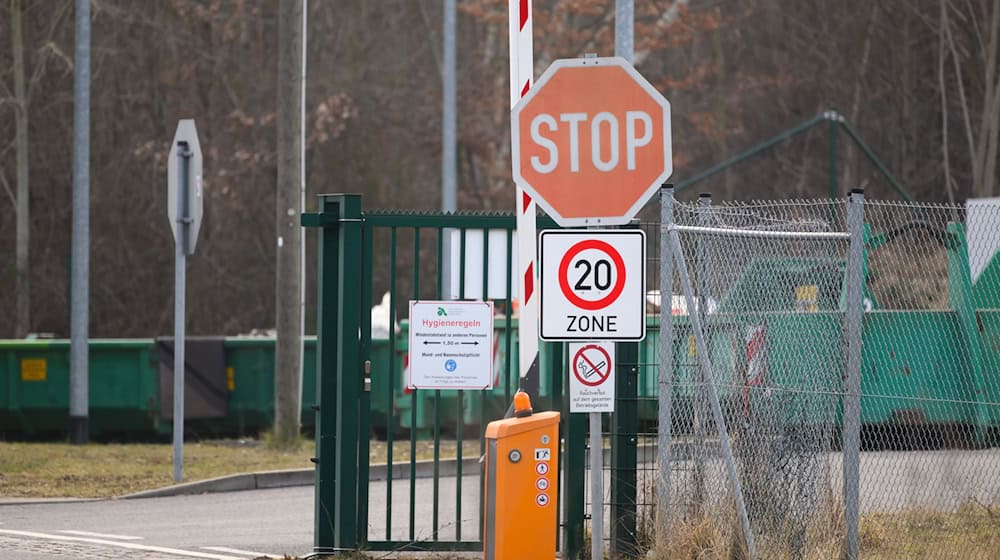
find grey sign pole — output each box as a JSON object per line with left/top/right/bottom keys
{"left": 173, "top": 146, "right": 188, "bottom": 483}
{"left": 584, "top": 53, "right": 604, "bottom": 558}
{"left": 443, "top": 0, "right": 456, "bottom": 213}
{"left": 70, "top": 0, "right": 91, "bottom": 445}
{"left": 615, "top": 0, "right": 633, "bottom": 64}
{"left": 586, "top": 7, "right": 635, "bottom": 557}
{"left": 167, "top": 119, "right": 203, "bottom": 483}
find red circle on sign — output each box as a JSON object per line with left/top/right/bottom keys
{"left": 536, "top": 462, "right": 550, "bottom": 475}
{"left": 558, "top": 239, "right": 627, "bottom": 310}
{"left": 573, "top": 344, "right": 612, "bottom": 387}
{"left": 536, "top": 477, "right": 550, "bottom": 491}
{"left": 536, "top": 493, "right": 550, "bottom": 506}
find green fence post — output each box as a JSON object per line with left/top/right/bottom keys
{"left": 547, "top": 341, "right": 564, "bottom": 553}
{"left": 558, "top": 338, "right": 585, "bottom": 560}
{"left": 547, "top": 341, "right": 563, "bottom": 414}
{"left": 563, "top": 386, "right": 586, "bottom": 560}
{"left": 610, "top": 342, "right": 639, "bottom": 556}
{"left": 303, "top": 195, "right": 341, "bottom": 554}
{"left": 333, "top": 194, "right": 364, "bottom": 550}
{"left": 357, "top": 209, "right": 373, "bottom": 547}
{"left": 828, "top": 109, "right": 838, "bottom": 201}
{"left": 947, "top": 223, "right": 990, "bottom": 445}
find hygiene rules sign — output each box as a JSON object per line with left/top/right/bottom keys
{"left": 408, "top": 300, "right": 494, "bottom": 390}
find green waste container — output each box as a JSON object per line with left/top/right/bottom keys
{"left": 219, "top": 337, "right": 276, "bottom": 436}
{"left": 0, "top": 339, "right": 160, "bottom": 439}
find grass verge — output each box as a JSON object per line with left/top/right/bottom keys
{"left": 0, "top": 438, "right": 482, "bottom": 499}
{"left": 645, "top": 502, "right": 1000, "bottom": 559}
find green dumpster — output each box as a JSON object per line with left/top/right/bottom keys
{"left": 0, "top": 339, "right": 160, "bottom": 439}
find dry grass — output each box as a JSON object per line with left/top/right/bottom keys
{"left": 868, "top": 242, "right": 950, "bottom": 310}
{"left": 860, "top": 502, "right": 1000, "bottom": 559}
{"left": 645, "top": 502, "right": 1000, "bottom": 560}
{"left": 0, "top": 438, "right": 480, "bottom": 499}
{"left": 0, "top": 440, "right": 315, "bottom": 498}
{"left": 654, "top": 517, "right": 732, "bottom": 559}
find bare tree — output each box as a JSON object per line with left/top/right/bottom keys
{"left": 942, "top": 0, "right": 1000, "bottom": 199}
{"left": 972, "top": 2, "right": 1000, "bottom": 198}
{"left": 2, "top": 0, "right": 997, "bottom": 342}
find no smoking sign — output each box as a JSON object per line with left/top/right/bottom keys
{"left": 539, "top": 230, "right": 646, "bottom": 341}
{"left": 568, "top": 342, "right": 616, "bottom": 413}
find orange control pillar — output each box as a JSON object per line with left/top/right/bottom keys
{"left": 483, "top": 392, "right": 560, "bottom": 560}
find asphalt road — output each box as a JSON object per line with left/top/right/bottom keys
{"left": 1, "top": 486, "right": 313, "bottom": 559}
{"left": 0, "top": 474, "right": 484, "bottom": 560}
{"left": 2, "top": 449, "right": 998, "bottom": 559}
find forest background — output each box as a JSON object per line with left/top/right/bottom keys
{"left": 1, "top": 0, "right": 998, "bottom": 339}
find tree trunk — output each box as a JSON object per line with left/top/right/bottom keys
{"left": 979, "top": 3, "right": 1000, "bottom": 198}
{"left": 274, "top": 0, "right": 303, "bottom": 445}
{"left": 12, "top": 0, "right": 30, "bottom": 338}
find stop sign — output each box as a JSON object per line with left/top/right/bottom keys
{"left": 511, "top": 57, "right": 672, "bottom": 226}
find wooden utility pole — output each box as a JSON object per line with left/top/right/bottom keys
{"left": 275, "top": 0, "right": 304, "bottom": 445}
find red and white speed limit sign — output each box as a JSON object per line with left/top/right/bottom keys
{"left": 539, "top": 230, "right": 646, "bottom": 341}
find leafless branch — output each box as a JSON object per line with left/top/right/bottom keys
{"left": 25, "top": 0, "right": 73, "bottom": 103}
{"left": 0, "top": 169, "right": 14, "bottom": 208}
{"left": 940, "top": 1, "right": 957, "bottom": 207}
{"left": 974, "top": 2, "right": 1000, "bottom": 196}
{"left": 943, "top": 0, "right": 979, "bottom": 193}
{"left": 417, "top": 1, "right": 443, "bottom": 82}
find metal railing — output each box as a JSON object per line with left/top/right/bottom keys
{"left": 303, "top": 195, "right": 586, "bottom": 556}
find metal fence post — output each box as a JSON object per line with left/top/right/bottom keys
{"left": 657, "top": 184, "right": 674, "bottom": 542}
{"left": 843, "top": 189, "right": 865, "bottom": 560}
{"left": 828, "top": 110, "right": 839, "bottom": 201}
{"left": 563, "top": 376, "right": 586, "bottom": 560}
{"left": 946, "top": 222, "right": 990, "bottom": 446}
{"left": 589, "top": 411, "right": 603, "bottom": 560}
{"left": 611, "top": 341, "right": 639, "bottom": 556}
{"left": 693, "top": 193, "right": 711, "bottom": 514}
{"left": 333, "top": 194, "right": 364, "bottom": 551}
{"left": 357, "top": 215, "right": 374, "bottom": 547}
{"left": 306, "top": 195, "right": 342, "bottom": 554}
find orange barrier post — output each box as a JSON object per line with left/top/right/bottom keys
{"left": 483, "top": 392, "right": 560, "bottom": 560}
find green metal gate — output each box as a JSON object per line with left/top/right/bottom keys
{"left": 302, "top": 194, "right": 587, "bottom": 555}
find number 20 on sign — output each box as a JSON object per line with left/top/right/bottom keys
{"left": 539, "top": 230, "right": 646, "bottom": 341}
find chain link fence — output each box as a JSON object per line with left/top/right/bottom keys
{"left": 660, "top": 196, "right": 852, "bottom": 558}
{"left": 852, "top": 200, "right": 1000, "bottom": 557}
{"left": 627, "top": 193, "right": 1000, "bottom": 559}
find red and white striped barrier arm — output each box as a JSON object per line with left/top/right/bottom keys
{"left": 509, "top": 0, "right": 540, "bottom": 398}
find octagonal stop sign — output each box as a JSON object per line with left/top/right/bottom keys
{"left": 511, "top": 57, "right": 672, "bottom": 226}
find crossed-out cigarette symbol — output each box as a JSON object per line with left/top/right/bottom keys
{"left": 577, "top": 358, "right": 606, "bottom": 379}
{"left": 574, "top": 344, "right": 611, "bottom": 387}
